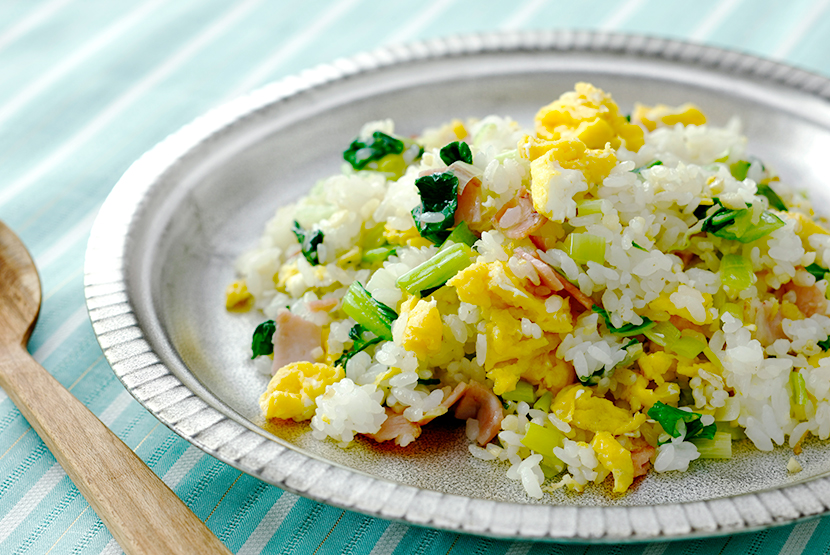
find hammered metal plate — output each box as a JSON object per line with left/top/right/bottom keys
{"left": 85, "top": 31, "right": 830, "bottom": 541}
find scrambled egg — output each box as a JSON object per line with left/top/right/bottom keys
{"left": 225, "top": 280, "right": 253, "bottom": 311}
{"left": 449, "top": 260, "right": 574, "bottom": 394}
{"left": 519, "top": 137, "right": 617, "bottom": 222}
{"left": 552, "top": 384, "right": 646, "bottom": 436}
{"left": 591, "top": 432, "right": 634, "bottom": 493}
{"left": 260, "top": 362, "right": 344, "bottom": 421}
{"left": 399, "top": 296, "right": 443, "bottom": 359}
{"left": 384, "top": 223, "right": 433, "bottom": 248}
{"left": 534, "top": 82, "right": 644, "bottom": 152}
{"left": 631, "top": 102, "right": 706, "bottom": 132}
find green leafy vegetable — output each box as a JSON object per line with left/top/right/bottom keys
{"left": 397, "top": 242, "right": 476, "bottom": 295}
{"left": 632, "top": 160, "right": 663, "bottom": 174}
{"left": 343, "top": 131, "right": 404, "bottom": 170}
{"left": 521, "top": 422, "right": 566, "bottom": 473}
{"left": 411, "top": 172, "right": 459, "bottom": 244}
{"left": 690, "top": 432, "right": 732, "bottom": 459}
{"left": 757, "top": 183, "right": 787, "bottom": 211}
{"left": 439, "top": 141, "right": 473, "bottom": 166}
{"left": 729, "top": 160, "right": 751, "bottom": 181}
{"left": 790, "top": 371, "right": 807, "bottom": 406}
{"left": 592, "top": 306, "right": 655, "bottom": 336}
{"left": 819, "top": 337, "right": 830, "bottom": 351}
{"left": 440, "top": 221, "right": 478, "bottom": 249}
{"left": 806, "top": 263, "right": 829, "bottom": 281}
{"left": 341, "top": 282, "right": 397, "bottom": 341}
{"left": 362, "top": 245, "right": 397, "bottom": 264}
{"left": 501, "top": 380, "right": 536, "bottom": 404}
{"left": 292, "top": 221, "right": 324, "bottom": 265}
{"left": 564, "top": 233, "right": 606, "bottom": 265}
{"left": 533, "top": 391, "right": 553, "bottom": 412}
{"left": 251, "top": 319, "right": 276, "bottom": 359}
{"left": 632, "top": 242, "right": 647, "bottom": 252}
{"left": 720, "top": 253, "right": 754, "bottom": 291}
{"left": 335, "top": 324, "right": 383, "bottom": 367}
{"left": 699, "top": 200, "right": 784, "bottom": 243}
{"left": 643, "top": 321, "right": 682, "bottom": 349}
{"left": 417, "top": 378, "right": 442, "bottom": 386}
{"left": 647, "top": 401, "right": 716, "bottom": 443}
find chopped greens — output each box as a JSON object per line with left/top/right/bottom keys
{"left": 790, "top": 371, "right": 808, "bottom": 406}
{"left": 417, "top": 378, "right": 441, "bottom": 386}
{"left": 533, "top": 391, "right": 553, "bottom": 412}
{"left": 397, "top": 242, "right": 475, "bottom": 295}
{"left": 643, "top": 321, "right": 682, "bottom": 349}
{"left": 251, "top": 319, "right": 276, "bottom": 359}
{"left": 520, "top": 422, "right": 566, "bottom": 473}
{"left": 819, "top": 337, "right": 830, "bottom": 351}
{"left": 411, "top": 172, "right": 459, "bottom": 244}
{"left": 292, "top": 221, "right": 324, "bottom": 265}
{"left": 806, "top": 263, "right": 829, "bottom": 281}
{"left": 362, "top": 245, "right": 397, "bottom": 264}
{"left": 592, "top": 306, "right": 655, "bottom": 336}
{"left": 690, "top": 432, "right": 732, "bottom": 459}
{"left": 757, "top": 183, "right": 787, "bottom": 211}
{"left": 440, "top": 220, "right": 478, "bottom": 249}
{"left": 699, "top": 200, "right": 785, "bottom": 243}
{"left": 501, "top": 380, "right": 536, "bottom": 404}
{"left": 439, "top": 141, "right": 473, "bottom": 166}
{"left": 729, "top": 160, "right": 751, "bottom": 181}
{"left": 341, "top": 282, "right": 397, "bottom": 341}
{"left": 632, "top": 242, "right": 647, "bottom": 252}
{"left": 632, "top": 160, "right": 663, "bottom": 174}
{"left": 564, "top": 232, "right": 606, "bottom": 265}
{"left": 343, "top": 131, "right": 404, "bottom": 170}
{"left": 647, "top": 401, "right": 716, "bottom": 443}
{"left": 335, "top": 324, "right": 383, "bottom": 367}
{"left": 720, "top": 253, "right": 754, "bottom": 291}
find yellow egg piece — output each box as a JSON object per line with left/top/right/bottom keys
{"left": 631, "top": 102, "right": 707, "bottom": 132}
{"left": 225, "top": 280, "right": 253, "bottom": 311}
{"left": 552, "top": 384, "right": 646, "bottom": 436}
{"left": 591, "top": 431, "right": 634, "bottom": 493}
{"left": 384, "top": 224, "right": 433, "bottom": 248}
{"left": 400, "top": 297, "right": 443, "bottom": 359}
{"left": 534, "top": 82, "right": 644, "bottom": 152}
{"left": 622, "top": 374, "right": 681, "bottom": 412}
{"left": 637, "top": 351, "right": 676, "bottom": 385}
{"left": 648, "top": 288, "right": 714, "bottom": 326}
{"left": 260, "top": 362, "right": 344, "bottom": 421}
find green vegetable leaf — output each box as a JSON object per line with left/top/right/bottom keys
{"left": 647, "top": 401, "right": 717, "bottom": 443}
{"left": 592, "top": 305, "right": 655, "bottom": 336}
{"left": 439, "top": 141, "right": 473, "bottom": 166}
{"left": 292, "top": 220, "right": 324, "bottom": 265}
{"left": 251, "top": 319, "right": 276, "bottom": 359}
{"left": 341, "top": 281, "right": 398, "bottom": 341}
{"left": 417, "top": 378, "right": 441, "bottom": 386}
{"left": 343, "top": 131, "right": 404, "bottom": 170}
{"left": 729, "top": 160, "right": 751, "bottom": 181}
{"left": 806, "top": 263, "right": 829, "bottom": 281}
{"left": 819, "top": 337, "right": 830, "bottom": 351}
{"left": 699, "top": 200, "right": 784, "bottom": 243}
{"left": 632, "top": 160, "right": 663, "bottom": 174}
{"left": 631, "top": 242, "right": 647, "bottom": 252}
{"left": 335, "top": 324, "right": 383, "bottom": 367}
{"left": 757, "top": 183, "right": 787, "bottom": 211}
{"left": 411, "top": 172, "right": 459, "bottom": 244}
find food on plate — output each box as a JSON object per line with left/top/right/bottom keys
{"left": 229, "top": 82, "right": 830, "bottom": 497}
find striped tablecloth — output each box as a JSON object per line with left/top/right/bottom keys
{"left": 2, "top": 1, "right": 830, "bottom": 553}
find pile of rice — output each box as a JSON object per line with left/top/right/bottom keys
{"left": 228, "top": 83, "right": 830, "bottom": 498}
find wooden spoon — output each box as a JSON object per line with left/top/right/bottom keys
{"left": 0, "top": 221, "right": 231, "bottom": 555}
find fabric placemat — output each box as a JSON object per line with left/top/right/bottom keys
{"left": 1, "top": 1, "right": 829, "bottom": 553}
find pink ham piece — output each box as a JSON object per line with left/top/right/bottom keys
{"left": 515, "top": 248, "right": 595, "bottom": 311}
{"left": 270, "top": 308, "right": 323, "bottom": 375}
{"left": 782, "top": 280, "right": 828, "bottom": 317}
{"left": 631, "top": 443, "right": 655, "bottom": 478}
{"left": 747, "top": 298, "right": 786, "bottom": 346}
{"left": 368, "top": 409, "right": 422, "bottom": 447}
{"left": 495, "top": 189, "right": 545, "bottom": 239}
{"left": 307, "top": 297, "right": 338, "bottom": 312}
{"left": 453, "top": 381, "right": 504, "bottom": 446}
{"left": 455, "top": 176, "right": 483, "bottom": 229}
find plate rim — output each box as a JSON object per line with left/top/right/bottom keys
{"left": 84, "top": 29, "right": 830, "bottom": 541}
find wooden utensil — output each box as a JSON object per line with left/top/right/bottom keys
{"left": 0, "top": 221, "right": 232, "bottom": 554}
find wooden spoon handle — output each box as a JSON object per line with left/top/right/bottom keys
{"left": 0, "top": 345, "right": 232, "bottom": 555}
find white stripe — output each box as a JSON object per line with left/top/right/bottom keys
{"left": 689, "top": 0, "right": 744, "bottom": 41}
{"left": 641, "top": 543, "right": 669, "bottom": 555}
{"left": 31, "top": 306, "right": 90, "bottom": 364}
{"left": 773, "top": 0, "right": 830, "bottom": 59}
{"left": 500, "top": 0, "right": 548, "bottom": 30}
{"left": 779, "top": 519, "right": 821, "bottom": 555}
{"left": 0, "top": 463, "right": 65, "bottom": 544}
{"left": 0, "top": 0, "right": 74, "bottom": 54}
{"left": 35, "top": 204, "right": 101, "bottom": 270}
{"left": 599, "top": 0, "right": 645, "bottom": 30}
{"left": 236, "top": 492, "right": 299, "bottom": 555}
{"left": 225, "top": 0, "right": 362, "bottom": 99}
{"left": 384, "top": 0, "right": 457, "bottom": 45}
{"left": 161, "top": 445, "right": 204, "bottom": 490}
{"left": 0, "top": 0, "right": 262, "bottom": 209}
{"left": 97, "top": 390, "right": 134, "bottom": 427}
{"left": 0, "top": 0, "right": 167, "bottom": 130}
{"left": 368, "top": 522, "right": 408, "bottom": 555}
{"left": 99, "top": 539, "right": 123, "bottom": 555}
{"left": 503, "top": 541, "right": 533, "bottom": 555}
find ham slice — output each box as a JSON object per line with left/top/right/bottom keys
{"left": 455, "top": 176, "right": 483, "bottom": 229}
{"left": 515, "top": 248, "right": 595, "bottom": 311}
{"left": 782, "top": 280, "right": 828, "bottom": 317}
{"left": 495, "top": 189, "right": 545, "bottom": 239}
{"left": 453, "top": 381, "right": 504, "bottom": 445}
{"left": 307, "top": 297, "right": 338, "bottom": 312}
{"left": 368, "top": 409, "right": 422, "bottom": 447}
{"left": 631, "top": 442, "right": 655, "bottom": 478}
{"left": 270, "top": 309, "right": 323, "bottom": 374}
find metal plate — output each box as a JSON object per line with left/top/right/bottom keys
{"left": 84, "top": 31, "right": 830, "bottom": 541}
